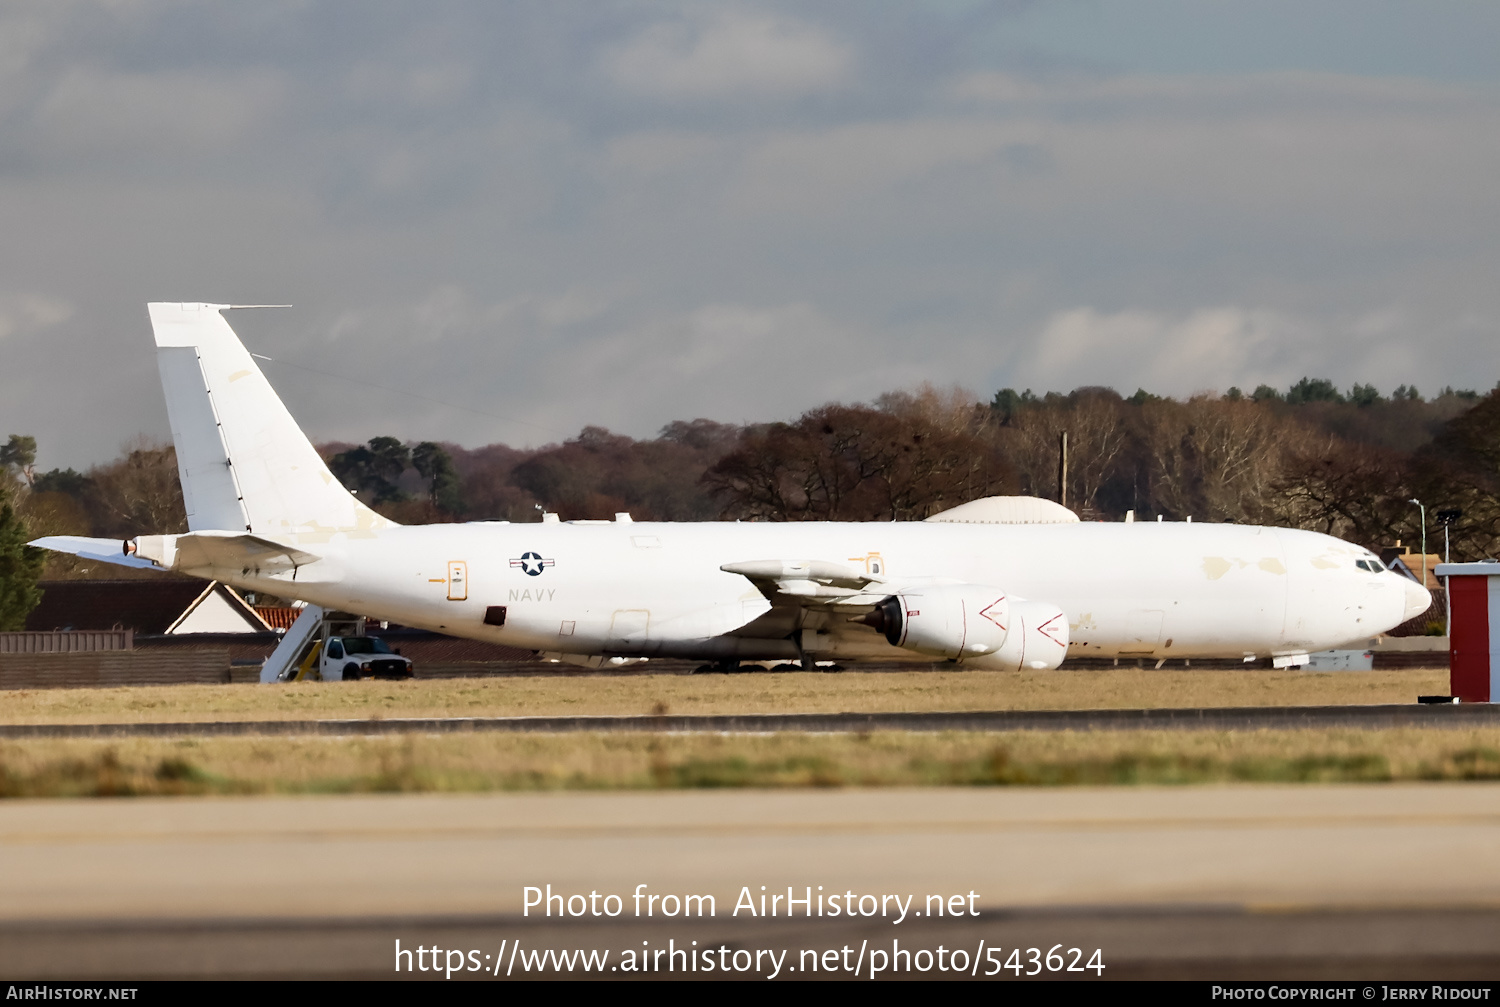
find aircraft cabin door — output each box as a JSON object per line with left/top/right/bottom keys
{"left": 1123, "top": 609, "right": 1163, "bottom": 655}
{"left": 447, "top": 561, "right": 468, "bottom": 601}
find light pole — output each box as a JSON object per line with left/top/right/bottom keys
{"left": 1408, "top": 498, "right": 1427, "bottom": 590}
{"left": 1436, "top": 509, "right": 1462, "bottom": 640}
{"left": 1437, "top": 509, "right": 1463, "bottom": 565}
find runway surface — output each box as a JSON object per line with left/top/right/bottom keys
{"left": 5, "top": 785, "right": 1500, "bottom": 979}
{"left": 1, "top": 702, "right": 1493, "bottom": 738}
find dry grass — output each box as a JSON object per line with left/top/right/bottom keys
{"left": 1, "top": 668, "right": 1461, "bottom": 798}
{"left": 0, "top": 668, "right": 1450, "bottom": 725}
{"left": 2, "top": 727, "right": 1498, "bottom": 797}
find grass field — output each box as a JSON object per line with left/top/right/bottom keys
{"left": 3, "top": 726, "right": 1498, "bottom": 797}
{"left": 0, "top": 669, "right": 1462, "bottom": 797}
{"left": 0, "top": 667, "right": 1449, "bottom": 725}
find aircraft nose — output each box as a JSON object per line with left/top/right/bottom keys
{"left": 1402, "top": 577, "right": 1433, "bottom": 622}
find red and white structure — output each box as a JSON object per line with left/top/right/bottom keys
{"left": 1436, "top": 561, "right": 1500, "bottom": 702}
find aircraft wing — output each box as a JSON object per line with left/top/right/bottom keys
{"left": 720, "top": 559, "right": 888, "bottom": 605}
{"left": 28, "top": 536, "right": 163, "bottom": 571}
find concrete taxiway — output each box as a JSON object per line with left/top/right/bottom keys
{"left": 4, "top": 785, "right": 1500, "bottom": 978}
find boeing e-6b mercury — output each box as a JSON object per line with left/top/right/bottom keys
{"left": 32, "top": 303, "right": 1432, "bottom": 679}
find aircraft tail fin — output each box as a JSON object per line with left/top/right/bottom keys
{"left": 148, "top": 303, "right": 394, "bottom": 534}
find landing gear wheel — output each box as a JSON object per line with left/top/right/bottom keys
{"left": 691, "top": 661, "right": 743, "bottom": 674}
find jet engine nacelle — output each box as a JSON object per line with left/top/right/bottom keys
{"left": 863, "top": 584, "right": 1011, "bottom": 661}
{"left": 863, "top": 587, "right": 1069, "bottom": 671}
{"left": 977, "top": 598, "right": 1069, "bottom": 671}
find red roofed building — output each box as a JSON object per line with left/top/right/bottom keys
{"left": 26, "top": 579, "right": 273, "bottom": 635}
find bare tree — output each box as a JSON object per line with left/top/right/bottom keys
{"left": 1263, "top": 434, "right": 1413, "bottom": 546}
{"left": 87, "top": 438, "right": 187, "bottom": 537}
{"left": 1138, "top": 396, "right": 1292, "bottom": 522}
{"left": 874, "top": 382, "right": 986, "bottom": 436}
{"left": 707, "top": 402, "right": 1013, "bottom": 521}
{"left": 1000, "top": 389, "right": 1131, "bottom": 513}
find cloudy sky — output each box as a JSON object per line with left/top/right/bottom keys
{"left": 4, "top": 1, "right": 1499, "bottom": 468}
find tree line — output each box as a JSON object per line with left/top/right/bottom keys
{"left": 4, "top": 378, "right": 1500, "bottom": 600}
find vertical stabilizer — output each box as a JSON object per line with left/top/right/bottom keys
{"left": 148, "top": 303, "right": 394, "bottom": 534}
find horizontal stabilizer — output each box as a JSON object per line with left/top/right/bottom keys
{"left": 28, "top": 536, "right": 162, "bottom": 571}
{"left": 174, "top": 532, "right": 321, "bottom": 574}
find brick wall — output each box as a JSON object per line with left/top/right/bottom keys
{"left": 0, "top": 650, "right": 231, "bottom": 689}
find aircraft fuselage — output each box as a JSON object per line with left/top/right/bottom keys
{"left": 197, "top": 518, "right": 1419, "bottom": 663}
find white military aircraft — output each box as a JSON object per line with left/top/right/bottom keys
{"left": 33, "top": 303, "right": 1431, "bottom": 678}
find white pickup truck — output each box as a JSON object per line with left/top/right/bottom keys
{"left": 321, "top": 635, "right": 414, "bottom": 681}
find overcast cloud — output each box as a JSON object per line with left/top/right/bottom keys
{"left": 3, "top": 1, "right": 1499, "bottom": 468}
